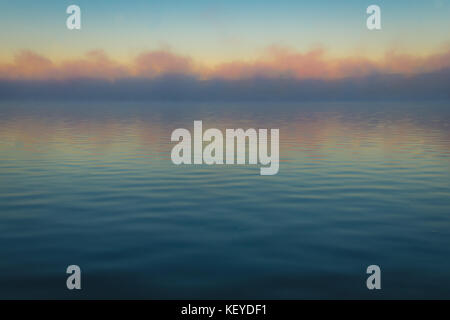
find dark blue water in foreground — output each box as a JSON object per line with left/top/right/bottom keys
{"left": 0, "top": 100, "right": 450, "bottom": 299}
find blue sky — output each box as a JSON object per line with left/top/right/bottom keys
{"left": 0, "top": 0, "right": 449, "bottom": 63}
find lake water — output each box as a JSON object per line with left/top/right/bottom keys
{"left": 0, "top": 100, "right": 450, "bottom": 299}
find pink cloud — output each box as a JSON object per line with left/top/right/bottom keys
{"left": 59, "top": 50, "right": 129, "bottom": 79}
{"left": 0, "top": 50, "right": 55, "bottom": 79}
{"left": 133, "top": 50, "right": 195, "bottom": 77}
{"left": 0, "top": 46, "right": 449, "bottom": 81}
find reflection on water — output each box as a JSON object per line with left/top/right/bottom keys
{"left": 0, "top": 100, "right": 450, "bottom": 299}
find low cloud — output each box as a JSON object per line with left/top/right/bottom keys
{"left": 0, "top": 46, "right": 449, "bottom": 101}
{"left": 1, "top": 69, "right": 448, "bottom": 101}
{"left": 1, "top": 46, "right": 449, "bottom": 81}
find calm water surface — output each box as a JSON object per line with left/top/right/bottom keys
{"left": 0, "top": 100, "right": 449, "bottom": 299}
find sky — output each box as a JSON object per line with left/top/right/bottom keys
{"left": 0, "top": 0, "right": 449, "bottom": 81}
